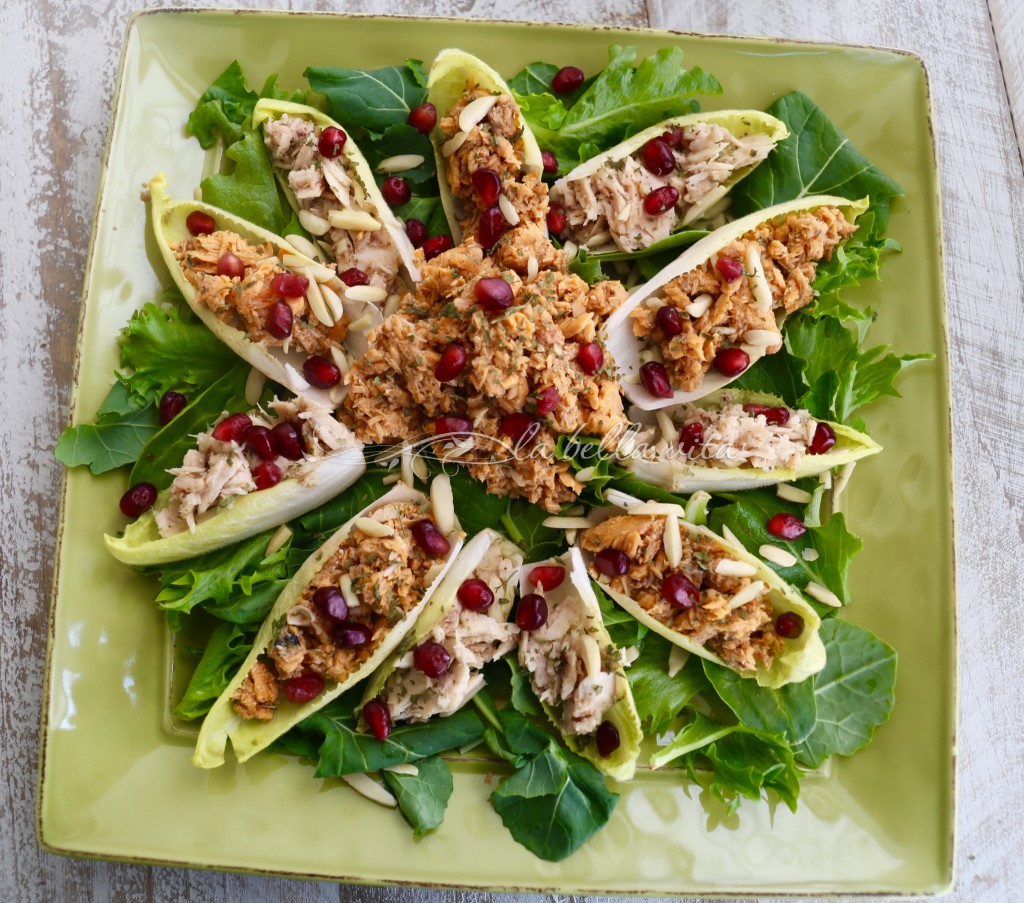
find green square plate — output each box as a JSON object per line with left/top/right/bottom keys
{"left": 39, "top": 9, "right": 955, "bottom": 895}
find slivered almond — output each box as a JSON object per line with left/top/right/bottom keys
{"left": 341, "top": 773, "right": 397, "bottom": 808}
{"left": 575, "top": 466, "right": 597, "bottom": 483}
{"left": 562, "top": 241, "right": 578, "bottom": 259}
{"left": 527, "top": 255, "right": 539, "bottom": 281}
{"left": 776, "top": 484, "right": 813, "bottom": 504}
{"left": 382, "top": 472, "right": 401, "bottom": 485}
{"left": 630, "top": 501, "right": 687, "bottom": 519}
{"left": 244, "top": 367, "right": 266, "bottom": 406}
{"left": 586, "top": 229, "right": 612, "bottom": 247}
{"left": 833, "top": 461, "right": 856, "bottom": 501}
{"left": 715, "top": 559, "right": 758, "bottom": 578}
{"left": 348, "top": 314, "right": 375, "bottom": 332}
{"left": 430, "top": 473, "right": 456, "bottom": 536}
{"left": 805, "top": 581, "right": 842, "bottom": 608}
{"left": 330, "top": 345, "right": 350, "bottom": 376}
{"left": 664, "top": 514, "right": 682, "bottom": 568}
{"left": 442, "top": 130, "right": 468, "bottom": 157}
{"left": 581, "top": 635, "right": 603, "bottom": 679}
{"left": 376, "top": 154, "right": 425, "bottom": 173}
{"left": 743, "top": 328, "right": 782, "bottom": 348}
{"left": 345, "top": 285, "right": 389, "bottom": 304}
{"left": 386, "top": 763, "right": 420, "bottom": 777}
{"left": 685, "top": 292, "right": 713, "bottom": 318}
{"left": 759, "top": 544, "right": 798, "bottom": 568}
{"left": 720, "top": 524, "right": 742, "bottom": 549}
{"left": 802, "top": 548, "right": 820, "bottom": 562}
{"left": 298, "top": 209, "right": 331, "bottom": 236}
{"left": 339, "top": 574, "right": 360, "bottom": 610}
{"left": 284, "top": 233, "right": 322, "bottom": 261}
{"left": 458, "top": 94, "right": 499, "bottom": 132}
{"left": 656, "top": 410, "right": 677, "bottom": 445}
{"left": 354, "top": 517, "right": 394, "bottom": 537}
{"left": 498, "top": 194, "right": 520, "bottom": 226}
{"left": 667, "top": 644, "right": 689, "bottom": 678}
{"left": 745, "top": 244, "right": 774, "bottom": 312}
{"left": 727, "top": 580, "right": 765, "bottom": 610}
{"left": 264, "top": 525, "right": 292, "bottom": 557}
{"left": 412, "top": 453, "right": 429, "bottom": 482}
{"left": 328, "top": 209, "right": 381, "bottom": 231}
{"left": 425, "top": 561, "right": 446, "bottom": 584}
{"left": 542, "top": 516, "right": 593, "bottom": 530}
{"left": 400, "top": 445, "right": 414, "bottom": 488}
{"left": 384, "top": 293, "right": 402, "bottom": 318}
{"left": 304, "top": 276, "right": 334, "bottom": 327}
{"left": 321, "top": 283, "right": 345, "bottom": 322}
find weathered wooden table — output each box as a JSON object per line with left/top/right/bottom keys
{"left": 5, "top": 0, "right": 1022, "bottom": 900}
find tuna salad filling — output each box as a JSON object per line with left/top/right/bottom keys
{"left": 554, "top": 122, "right": 777, "bottom": 252}
{"left": 263, "top": 113, "right": 402, "bottom": 291}
{"left": 632, "top": 206, "right": 857, "bottom": 392}
{"left": 581, "top": 515, "right": 783, "bottom": 672}
{"left": 154, "top": 397, "right": 355, "bottom": 537}
{"left": 232, "top": 501, "right": 438, "bottom": 721}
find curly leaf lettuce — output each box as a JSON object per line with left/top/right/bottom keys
{"left": 200, "top": 129, "right": 292, "bottom": 234}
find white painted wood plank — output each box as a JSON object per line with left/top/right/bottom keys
{"left": 989, "top": 0, "right": 1024, "bottom": 164}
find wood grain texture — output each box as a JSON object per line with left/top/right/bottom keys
{"left": 5, "top": 0, "right": 1020, "bottom": 901}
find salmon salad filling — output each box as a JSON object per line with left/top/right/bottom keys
{"left": 632, "top": 206, "right": 858, "bottom": 392}
{"left": 232, "top": 502, "right": 441, "bottom": 721}
{"left": 580, "top": 515, "right": 783, "bottom": 672}
{"left": 553, "top": 122, "right": 777, "bottom": 252}
{"left": 262, "top": 114, "right": 403, "bottom": 292}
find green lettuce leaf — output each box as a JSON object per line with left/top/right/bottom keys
{"left": 628, "top": 634, "right": 708, "bottom": 734}
{"left": 394, "top": 196, "right": 452, "bottom": 238}
{"left": 200, "top": 128, "right": 290, "bottom": 234}
{"left": 55, "top": 384, "right": 159, "bottom": 475}
{"left": 293, "top": 466, "right": 393, "bottom": 545}
{"left": 499, "top": 500, "right": 565, "bottom": 561}
{"left": 173, "top": 622, "right": 253, "bottom": 720}
{"left": 703, "top": 661, "right": 817, "bottom": 745}
{"left": 381, "top": 754, "right": 454, "bottom": 837}
{"left": 507, "top": 62, "right": 561, "bottom": 96}
{"left": 305, "top": 62, "right": 428, "bottom": 136}
{"left": 362, "top": 123, "right": 436, "bottom": 185}
{"left": 592, "top": 579, "right": 647, "bottom": 649}
{"left": 186, "top": 61, "right": 258, "bottom": 149}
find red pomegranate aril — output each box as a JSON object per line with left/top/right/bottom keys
{"left": 767, "top": 513, "right": 807, "bottom": 541}
{"left": 284, "top": 672, "right": 325, "bottom": 704}
{"left": 317, "top": 126, "right": 347, "bottom": 159}
{"left": 640, "top": 361, "right": 673, "bottom": 399}
{"left": 252, "top": 460, "right": 282, "bottom": 490}
{"left": 212, "top": 413, "right": 252, "bottom": 443}
{"left": 713, "top": 347, "right": 750, "bottom": 377}
{"left": 335, "top": 621, "right": 373, "bottom": 648}
{"left": 644, "top": 185, "right": 680, "bottom": 216}
{"left": 661, "top": 126, "right": 684, "bottom": 148}
{"left": 422, "top": 234, "right": 453, "bottom": 260}
{"left": 411, "top": 519, "right": 451, "bottom": 557}
{"left": 244, "top": 425, "right": 275, "bottom": 460}
{"left": 433, "top": 415, "right": 473, "bottom": 437}
{"left": 678, "top": 421, "right": 705, "bottom": 456}
{"left": 270, "top": 271, "right": 309, "bottom": 298}
{"left": 478, "top": 205, "right": 507, "bottom": 248}
{"left": 407, "top": 102, "right": 437, "bottom": 134}
{"left": 471, "top": 168, "right": 502, "bottom": 206}
{"left": 775, "top": 611, "right": 805, "bottom": 639}
{"left": 516, "top": 593, "right": 548, "bottom": 631}
{"left": 413, "top": 641, "right": 453, "bottom": 678}
{"left": 339, "top": 267, "right": 369, "bottom": 287}
{"left": 270, "top": 421, "right": 305, "bottom": 460}
{"left": 457, "top": 578, "right": 495, "bottom": 612}
{"left": 593, "top": 548, "right": 630, "bottom": 577}
{"left": 743, "top": 403, "right": 790, "bottom": 426}
{"left": 546, "top": 203, "right": 567, "bottom": 236}
{"left": 158, "top": 391, "right": 187, "bottom": 425}
{"left": 541, "top": 150, "right": 558, "bottom": 174}
{"left": 528, "top": 564, "right": 565, "bottom": 591}
{"left": 576, "top": 342, "right": 604, "bottom": 375}
{"left": 216, "top": 251, "right": 245, "bottom": 279}
{"left": 405, "top": 218, "right": 428, "bottom": 248}
{"left": 185, "top": 210, "right": 215, "bottom": 236}
{"left": 303, "top": 355, "right": 342, "bottom": 389}
{"left": 266, "top": 300, "right": 293, "bottom": 339}
{"left": 382, "top": 175, "right": 411, "bottom": 207}
{"left": 535, "top": 386, "right": 560, "bottom": 416}
{"left": 363, "top": 699, "right": 391, "bottom": 740}
{"left": 501, "top": 412, "right": 540, "bottom": 445}
{"left": 655, "top": 304, "right": 684, "bottom": 337}
{"left": 641, "top": 138, "right": 676, "bottom": 176}
{"left": 596, "top": 720, "right": 620, "bottom": 757}
{"left": 434, "top": 342, "right": 468, "bottom": 382}
{"left": 662, "top": 573, "right": 700, "bottom": 609}
{"left": 474, "top": 276, "right": 514, "bottom": 314}
{"left": 809, "top": 422, "right": 837, "bottom": 455}
{"left": 313, "top": 586, "right": 349, "bottom": 622}
{"left": 715, "top": 256, "right": 744, "bottom": 282}
{"left": 119, "top": 482, "right": 157, "bottom": 518}
{"left": 551, "top": 65, "right": 584, "bottom": 94}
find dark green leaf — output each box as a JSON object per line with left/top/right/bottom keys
{"left": 363, "top": 123, "right": 436, "bottom": 185}
{"left": 382, "top": 754, "right": 453, "bottom": 837}
{"left": 591, "top": 579, "right": 647, "bottom": 649}
{"left": 507, "top": 62, "right": 560, "bottom": 96}
{"left": 306, "top": 64, "right": 428, "bottom": 135}
{"left": 506, "top": 656, "right": 544, "bottom": 717}
{"left": 173, "top": 622, "right": 253, "bottom": 720}
{"left": 200, "top": 129, "right": 290, "bottom": 233}
{"left": 589, "top": 228, "right": 707, "bottom": 263}
{"left": 395, "top": 196, "right": 451, "bottom": 239}
{"left": 55, "top": 389, "right": 160, "bottom": 475}
{"left": 447, "top": 468, "right": 509, "bottom": 536}
{"left": 294, "top": 467, "right": 393, "bottom": 544}
{"left": 628, "top": 634, "right": 708, "bottom": 734}
{"left": 703, "top": 661, "right": 817, "bottom": 744}
{"left": 500, "top": 501, "right": 565, "bottom": 561}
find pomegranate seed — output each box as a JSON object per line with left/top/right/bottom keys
{"left": 662, "top": 573, "right": 700, "bottom": 609}
{"left": 334, "top": 621, "right": 373, "bottom": 648}
{"left": 640, "top": 361, "right": 673, "bottom": 399}
{"left": 655, "top": 305, "right": 684, "bottom": 337}
{"left": 433, "top": 415, "right": 473, "bottom": 437}
{"left": 119, "top": 482, "right": 157, "bottom": 518}
{"left": 593, "top": 548, "right": 630, "bottom": 577}
{"left": 715, "top": 257, "right": 744, "bottom": 282}
{"left": 434, "top": 342, "right": 468, "bottom": 381}
{"left": 363, "top": 699, "right": 391, "bottom": 740}
{"left": 407, "top": 102, "right": 437, "bottom": 134}
{"left": 541, "top": 151, "right": 558, "bottom": 174}
{"left": 457, "top": 578, "right": 494, "bottom": 612}
{"left": 422, "top": 234, "right": 453, "bottom": 260}
{"left": 678, "top": 421, "right": 705, "bottom": 456}
{"left": 382, "top": 175, "right": 411, "bottom": 207}
{"left": 596, "top": 720, "right": 620, "bottom": 757}
{"left": 339, "top": 267, "right": 368, "bottom": 287}
{"left": 303, "top": 356, "right": 342, "bottom": 389}
{"left": 212, "top": 413, "right": 252, "bottom": 443}
{"left": 411, "top": 519, "right": 451, "bottom": 557}
{"left": 244, "top": 425, "right": 275, "bottom": 460}
{"left": 474, "top": 276, "right": 514, "bottom": 314}
{"left": 317, "top": 126, "right": 347, "bottom": 158}
{"left": 767, "top": 513, "right": 807, "bottom": 541}
{"left": 576, "top": 342, "right": 604, "bottom": 374}
{"left": 661, "top": 126, "right": 684, "bottom": 149}
{"left": 217, "top": 251, "right": 245, "bottom": 279}
{"left": 516, "top": 593, "right": 548, "bottom": 631}
{"left": 266, "top": 300, "right": 293, "bottom": 339}
{"left": 644, "top": 186, "right": 680, "bottom": 216}
{"left": 713, "top": 347, "right": 750, "bottom": 377}
{"left": 158, "top": 391, "right": 187, "bottom": 425}
{"left": 478, "top": 205, "right": 507, "bottom": 248}
{"left": 252, "top": 460, "right": 282, "bottom": 490}
{"left": 641, "top": 138, "right": 676, "bottom": 176}
{"left": 405, "top": 218, "right": 428, "bottom": 248}
{"left": 501, "top": 412, "right": 540, "bottom": 445}
{"left": 528, "top": 565, "right": 565, "bottom": 591}
{"left": 775, "top": 611, "right": 805, "bottom": 639}
{"left": 270, "top": 422, "right": 305, "bottom": 460}
{"left": 743, "top": 404, "right": 791, "bottom": 426}
{"left": 535, "top": 386, "right": 560, "bottom": 416}
{"left": 413, "top": 641, "right": 453, "bottom": 678}
{"left": 271, "top": 271, "right": 309, "bottom": 298}
{"left": 809, "top": 422, "right": 837, "bottom": 455}
{"left": 546, "top": 203, "right": 567, "bottom": 236}
{"left": 551, "top": 66, "right": 585, "bottom": 94}
{"left": 471, "top": 168, "right": 502, "bottom": 206}
{"left": 284, "top": 671, "right": 325, "bottom": 704}
{"left": 313, "top": 586, "right": 348, "bottom": 622}
{"left": 185, "top": 210, "right": 215, "bottom": 236}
